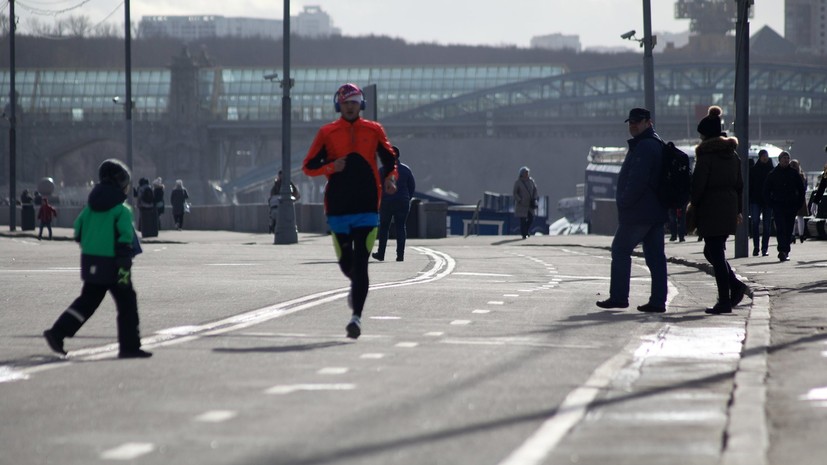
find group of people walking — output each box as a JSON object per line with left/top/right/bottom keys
{"left": 596, "top": 104, "right": 824, "bottom": 316}
{"left": 135, "top": 177, "right": 190, "bottom": 233}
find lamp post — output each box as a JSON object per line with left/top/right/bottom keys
{"left": 733, "top": 0, "right": 753, "bottom": 258}
{"left": 7, "top": 0, "right": 16, "bottom": 231}
{"left": 272, "top": 0, "right": 298, "bottom": 244}
{"left": 620, "top": 0, "right": 657, "bottom": 121}
{"left": 123, "top": 0, "right": 133, "bottom": 173}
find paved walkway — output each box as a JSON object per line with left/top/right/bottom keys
{"left": 3, "top": 226, "right": 825, "bottom": 464}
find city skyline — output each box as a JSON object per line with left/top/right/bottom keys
{"left": 10, "top": 0, "right": 785, "bottom": 51}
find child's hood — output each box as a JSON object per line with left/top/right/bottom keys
{"left": 87, "top": 183, "right": 128, "bottom": 212}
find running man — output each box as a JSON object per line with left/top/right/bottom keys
{"left": 302, "top": 83, "right": 398, "bottom": 339}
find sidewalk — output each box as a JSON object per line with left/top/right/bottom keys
{"left": 2, "top": 227, "right": 825, "bottom": 464}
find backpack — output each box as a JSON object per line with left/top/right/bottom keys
{"left": 657, "top": 141, "right": 692, "bottom": 209}
{"left": 140, "top": 185, "right": 154, "bottom": 205}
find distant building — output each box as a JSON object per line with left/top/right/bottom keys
{"left": 138, "top": 6, "right": 340, "bottom": 41}
{"left": 530, "top": 33, "right": 581, "bottom": 52}
{"left": 786, "top": 0, "right": 827, "bottom": 55}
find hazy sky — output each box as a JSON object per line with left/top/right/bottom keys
{"left": 16, "top": 0, "right": 785, "bottom": 51}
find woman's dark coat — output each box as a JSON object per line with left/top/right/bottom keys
{"left": 690, "top": 136, "right": 743, "bottom": 237}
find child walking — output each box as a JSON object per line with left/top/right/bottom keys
{"left": 43, "top": 159, "right": 151, "bottom": 359}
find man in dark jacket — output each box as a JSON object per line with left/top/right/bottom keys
{"left": 764, "top": 151, "right": 805, "bottom": 261}
{"left": 373, "top": 146, "right": 416, "bottom": 262}
{"left": 596, "top": 108, "right": 668, "bottom": 313}
{"left": 749, "top": 149, "right": 774, "bottom": 256}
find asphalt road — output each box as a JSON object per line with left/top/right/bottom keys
{"left": 0, "top": 233, "right": 753, "bottom": 464}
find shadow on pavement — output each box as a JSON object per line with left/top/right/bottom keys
{"left": 212, "top": 341, "right": 349, "bottom": 354}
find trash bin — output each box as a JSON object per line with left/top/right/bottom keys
{"left": 423, "top": 201, "right": 448, "bottom": 238}
{"left": 21, "top": 205, "right": 36, "bottom": 230}
{"left": 140, "top": 208, "right": 158, "bottom": 238}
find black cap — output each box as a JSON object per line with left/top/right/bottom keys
{"left": 625, "top": 108, "right": 651, "bottom": 122}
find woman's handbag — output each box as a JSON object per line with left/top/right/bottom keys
{"left": 685, "top": 203, "right": 697, "bottom": 235}
{"left": 184, "top": 202, "right": 191, "bottom": 214}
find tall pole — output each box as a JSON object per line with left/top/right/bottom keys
{"left": 8, "top": 0, "right": 16, "bottom": 231}
{"left": 124, "top": 0, "right": 134, "bottom": 172}
{"left": 642, "top": 0, "right": 656, "bottom": 121}
{"left": 275, "top": 0, "right": 298, "bottom": 244}
{"left": 733, "top": 0, "right": 752, "bottom": 258}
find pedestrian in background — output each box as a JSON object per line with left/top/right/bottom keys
{"left": 690, "top": 106, "right": 751, "bottom": 314}
{"left": 596, "top": 108, "right": 668, "bottom": 313}
{"left": 790, "top": 159, "right": 809, "bottom": 243}
{"left": 668, "top": 205, "right": 687, "bottom": 242}
{"left": 37, "top": 197, "right": 57, "bottom": 240}
{"left": 513, "top": 166, "right": 539, "bottom": 239}
{"left": 749, "top": 149, "right": 774, "bottom": 256}
{"left": 808, "top": 157, "right": 827, "bottom": 217}
{"left": 43, "top": 159, "right": 151, "bottom": 359}
{"left": 20, "top": 189, "right": 35, "bottom": 231}
{"left": 153, "top": 177, "right": 165, "bottom": 230}
{"left": 269, "top": 170, "right": 301, "bottom": 235}
{"left": 302, "top": 83, "right": 398, "bottom": 339}
{"left": 764, "top": 151, "right": 805, "bottom": 262}
{"left": 373, "top": 146, "right": 416, "bottom": 261}
{"left": 170, "top": 179, "right": 189, "bottom": 230}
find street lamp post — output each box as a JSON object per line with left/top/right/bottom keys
{"left": 124, "top": 0, "right": 133, "bottom": 172}
{"left": 7, "top": 0, "right": 16, "bottom": 231}
{"left": 620, "top": 0, "right": 657, "bottom": 120}
{"left": 733, "top": 0, "right": 753, "bottom": 258}
{"left": 275, "top": 0, "right": 298, "bottom": 244}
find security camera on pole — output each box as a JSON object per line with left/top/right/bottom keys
{"left": 620, "top": 0, "right": 657, "bottom": 122}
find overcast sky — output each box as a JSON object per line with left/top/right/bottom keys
{"left": 15, "top": 0, "right": 784, "bottom": 51}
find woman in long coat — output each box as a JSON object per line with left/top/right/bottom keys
{"left": 690, "top": 106, "right": 751, "bottom": 314}
{"left": 513, "top": 166, "right": 538, "bottom": 239}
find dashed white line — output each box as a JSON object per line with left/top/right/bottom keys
{"left": 100, "top": 442, "right": 155, "bottom": 460}
{"left": 194, "top": 410, "right": 238, "bottom": 423}
{"left": 369, "top": 316, "right": 401, "bottom": 320}
{"left": 360, "top": 353, "right": 385, "bottom": 359}
{"left": 265, "top": 383, "right": 356, "bottom": 395}
{"left": 450, "top": 320, "right": 471, "bottom": 325}
{"left": 318, "top": 367, "right": 349, "bottom": 375}
{"left": 487, "top": 301, "right": 505, "bottom": 305}
{"left": 503, "top": 294, "right": 520, "bottom": 297}
{"left": 425, "top": 332, "right": 444, "bottom": 337}
{"left": 472, "top": 309, "right": 491, "bottom": 314}
{"left": 395, "top": 342, "right": 419, "bottom": 348}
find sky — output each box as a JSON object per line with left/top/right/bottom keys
{"left": 13, "top": 0, "right": 785, "bottom": 51}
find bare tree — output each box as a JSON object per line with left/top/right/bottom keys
{"left": 0, "top": 14, "right": 9, "bottom": 37}
{"left": 92, "top": 22, "right": 121, "bottom": 38}
{"left": 61, "top": 15, "right": 92, "bottom": 38}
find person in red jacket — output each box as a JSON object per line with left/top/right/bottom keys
{"left": 37, "top": 197, "right": 57, "bottom": 240}
{"left": 303, "top": 83, "right": 398, "bottom": 339}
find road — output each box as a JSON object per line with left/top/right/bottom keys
{"left": 1, "top": 233, "right": 751, "bottom": 464}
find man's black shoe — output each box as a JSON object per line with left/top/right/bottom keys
{"left": 43, "top": 330, "right": 66, "bottom": 355}
{"left": 346, "top": 316, "right": 361, "bottom": 339}
{"left": 705, "top": 303, "right": 732, "bottom": 314}
{"left": 637, "top": 303, "right": 666, "bottom": 313}
{"left": 118, "top": 349, "right": 153, "bottom": 359}
{"left": 371, "top": 253, "right": 384, "bottom": 262}
{"left": 596, "top": 299, "right": 628, "bottom": 309}
{"left": 396, "top": 256, "right": 404, "bottom": 262}
{"left": 752, "top": 248, "right": 759, "bottom": 257}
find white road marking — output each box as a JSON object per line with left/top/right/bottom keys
{"left": 194, "top": 410, "right": 238, "bottom": 423}
{"left": 9, "top": 247, "right": 454, "bottom": 381}
{"left": 801, "top": 387, "right": 827, "bottom": 401}
{"left": 425, "top": 332, "right": 444, "bottom": 337}
{"left": 369, "top": 316, "right": 401, "bottom": 320}
{"left": 0, "top": 366, "right": 29, "bottom": 383}
{"left": 205, "top": 263, "right": 260, "bottom": 266}
{"left": 503, "top": 294, "right": 520, "bottom": 297}
{"left": 265, "top": 383, "right": 356, "bottom": 395}
{"left": 487, "top": 301, "right": 504, "bottom": 305}
{"left": 100, "top": 442, "right": 155, "bottom": 460}
{"left": 441, "top": 338, "right": 601, "bottom": 350}
{"left": 395, "top": 342, "right": 419, "bottom": 348}
{"left": 318, "top": 367, "right": 349, "bottom": 375}
{"left": 472, "top": 309, "right": 491, "bottom": 314}
{"left": 450, "top": 320, "right": 471, "bottom": 325}
{"left": 453, "top": 272, "right": 513, "bottom": 277}
{"left": 360, "top": 353, "right": 385, "bottom": 359}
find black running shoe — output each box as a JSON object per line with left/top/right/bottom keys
{"left": 596, "top": 299, "right": 629, "bottom": 309}
{"left": 371, "top": 253, "right": 384, "bottom": 261}
{"left": 637, "top": 303, "right": 666, "bottom": 313}
{"left": 346, "top": 316, "right": 361, "bottom": 339}
{"left": 118, "top": 349, "right": 153, "bottom": 359}
{"left": 43, "top": 329, "right": 66, "bottom": 355}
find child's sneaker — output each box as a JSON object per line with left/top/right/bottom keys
{"left": 345, "top": 315, "right": 361, "bottom": 339}
{"left": 43, "top": 329, "right": 66, "bottom": 355}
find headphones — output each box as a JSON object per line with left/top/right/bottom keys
{"left": 333, "top": 84, "right": 366, "bottom": 112}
